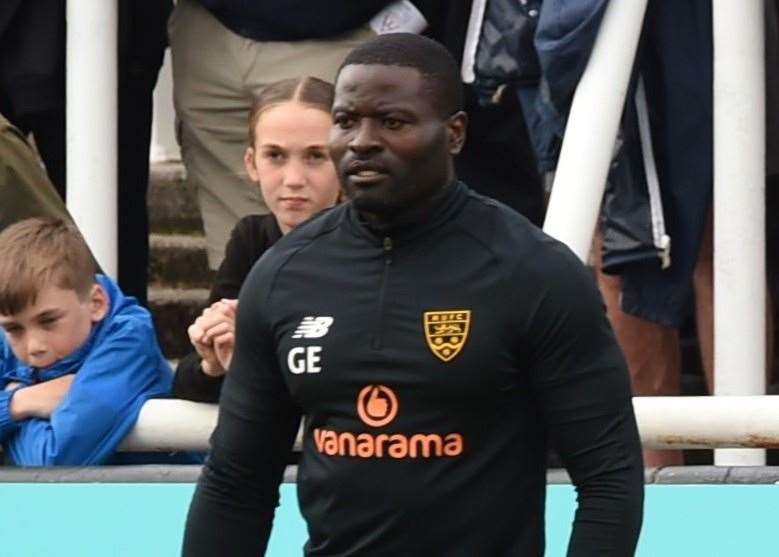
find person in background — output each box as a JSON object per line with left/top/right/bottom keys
{"left": 173, "top": 77, "right": 341, "bottom": 403}
{"left": 182, "top": 33, "right": 642, "bottom": 556}
{"left": 0, "top": 0, "right": 173, "bottom": 306}
{"left": 425, "top": 0, "right": 546, "bottom": 225}
{"left": 0, "top": 218, "right": 172, "bottom": 466}
{"left": 168, "top": 0, "right": 422, "bottom": 271}
{"left": 527, "top": 0, "right": 779, "bottom": 467}
{"left": 0, "top": 112, "right": 71, "bottom": 231}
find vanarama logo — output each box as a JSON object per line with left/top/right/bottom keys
{"left": 313, "top": 385, "right": 464, "bottom": 459}
{"left": 356, "top": 385, "right": 398, "bottom": 427}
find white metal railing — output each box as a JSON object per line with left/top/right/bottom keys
{"left": 712, "top": 0, "right": 766, "bottom": 466}
{"left": 118, "top": 397, "right": 779, "bottom": 453}
{"left": 119, "top": 400, "right": 218, "bottom": 452}
{"left": 541, "top": 1, "right": 767, "bottom": 465}
{"left": 66, "top": 0, "right": 118, "bottom": 277}
{"left": 633, "top": 396, "right": 778, "bottom": 450}
{"left": 542, "top": 0, "right": 649, "bottom": 259}
{"left": 150, "top": 50, "right": 181, "bottom": 163}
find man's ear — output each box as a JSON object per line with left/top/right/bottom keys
{"left": 446, "top": 111, "right": 468, "bottom": 156}
{"left": 88, "top": 284, "right": 109, "bottom": 322}
{"left": 244, "top": 147, "right": 260, "bottom": 182}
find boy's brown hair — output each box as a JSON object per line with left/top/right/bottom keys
{"left": 248, "top": 76, "right": 335, "bottom": 147}
{"left": 0, "top": 218, "right": 97, "bottom": 315}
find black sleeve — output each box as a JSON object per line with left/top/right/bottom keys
{"left": 524, "top": 247, "right": 644, "bottom": 557}
{"left": 172, "top": 352, "right": 223, "bottom": 403}
{"left": 172, "top": 217, "right": 268, "bottom": 402}
{"left": 182, "top": 265, "right": 301, "bottom": 556}
{"left": 208, "top": 217, "right": 262, "bottom": 306}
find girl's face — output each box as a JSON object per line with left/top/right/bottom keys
{"left": 244, "top": 101, "right": 340, "bottom": 234}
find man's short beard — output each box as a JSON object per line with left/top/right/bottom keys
{"left": 350, "top": 195, "right": 399, "bottom": 220}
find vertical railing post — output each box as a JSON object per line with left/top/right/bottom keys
{"left": 542, "top": 0, "right": 649, "bottom": 261}
{"left": 713, "top": 1, "right": 766, "bottom": 466}
{"left": 151, "top": 51, "right": 180, "bottom": 163}
{"left": 66, "top": 0, "right": 118, "bottom": 277}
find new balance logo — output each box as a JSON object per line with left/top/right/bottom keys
{"left": 292, "top": 316, "right": 334, "bottom": 339}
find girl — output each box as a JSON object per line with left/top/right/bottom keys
{"left": 174, "top": 77, "right": 340, "bottom": 401}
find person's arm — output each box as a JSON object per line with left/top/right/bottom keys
{"left": 173, "top": 351, "right": 224, "bottom": 403}
{"left": 182, "top": 265, "right": 301, "bottom": 556}
{"left": 187, "top": 298, "right": 239, "bottom": 375}
{"left": 3, "top": 318, "right": 172, "bottom": 465}
{"left": 174, "top": 300, "right": 237, "bottom": 402}
{"left": 173, "top": 217, "right": 260, "bottom": 401}
{"left": 0, "top": 334, "right": 74, "bottom": 424}
{"left": 0, "top": 390, "right": 19, "bottom": 442}
{"left": 7, "top": 374, "right": 74, "bottom": 419}
{"left": 524, "top": 246, "right": 644, "bottom": 556}
{"left": 0, "top": 374, "right": 20, "bottom": 442}
{"left": 0, "top": 339, "right": 23, "bottom": 441}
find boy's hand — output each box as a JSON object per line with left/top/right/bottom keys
{"left": 187, "top": 299, "right": 238, "bottom": 377}
{"left": 8, "top": 374, "right": 75, "bottom": 420}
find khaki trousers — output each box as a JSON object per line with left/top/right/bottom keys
{"left": 0, "top": 113, "right": 71, "bottom": 231}
{"left": 168, "top": 0, "right": 374, "bottom": 267}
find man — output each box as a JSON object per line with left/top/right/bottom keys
{"left": 183, "top": 34, "right": 643, "bottom": 556}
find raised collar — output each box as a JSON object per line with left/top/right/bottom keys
{"left": 345, "top": 181, "right": 470, "bottom": 247}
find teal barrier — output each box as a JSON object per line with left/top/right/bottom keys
{"left": 0, "top": 483, "right": 776, "bottom": 556}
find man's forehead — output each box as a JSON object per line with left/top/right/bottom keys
{"left": 335, "top": 64, "right": 423, "bottom": 95}
{"left": 333, "top": 65, "right": 436, "bottom": 115}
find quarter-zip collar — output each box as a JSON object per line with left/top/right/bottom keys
{"left": 345, "top": 180, "right": 470, "bottom": 247}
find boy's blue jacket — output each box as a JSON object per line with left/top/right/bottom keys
{"left": 0, "top": 275, "right": 172, "bottom": 465}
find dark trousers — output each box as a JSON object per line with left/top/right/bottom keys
{"left": 0, "top": 1, "right": 171, "bottom": 306}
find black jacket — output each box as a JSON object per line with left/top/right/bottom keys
{"left": 173, "top": 214, "right": 282, "bottom": 402}
{"left": 521, "top": 0, "right": 715, "bottom": 327}
{"left": 183, "top": 182, "right": 643, "bottom": 556}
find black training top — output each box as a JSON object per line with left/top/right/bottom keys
{"left": 182, "top": 182, "right": 644, "bottom": 556}
{"left": 173, "top": 214, "right": 282, "bottom": 402}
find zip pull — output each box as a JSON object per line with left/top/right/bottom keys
{"left": 383, "top": 236, "right": 393, "bottom": 264}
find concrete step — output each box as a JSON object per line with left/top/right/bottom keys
{"left": 149, "top": 233, "right": 213, "bottom": 289}
{"left": 148, "top": 161, "right": 202, "bottom": 234}
{"left": 147, "top": 161, "right": 212, "bottom": 357}
{"left": 149, "top": 287, "right": 209, "bottom": 359}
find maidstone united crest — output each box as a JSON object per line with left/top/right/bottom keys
{"left": 423, "top": 310, "right": 471, "bottom": 362}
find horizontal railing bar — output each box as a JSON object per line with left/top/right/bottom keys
{"left": 118, "top": 399, "right": 304, "bottom": 452}
{"left": 116, "top": 397, "right": 779, "bottom": 453}
{"left": 633, "top": 396, "right": 779, "bottom": 449}
{"left": 3, "top": 465, "right": 779, "bottom": 484}
{"left": 119, "top": 399, "right": 218, "bottom": 452}
{"left": 0, "top": 465, "right": 299, "bottom": 484}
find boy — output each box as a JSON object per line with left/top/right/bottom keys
{"left": 0, "top": 218, "right": 172, "bottom": 465}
